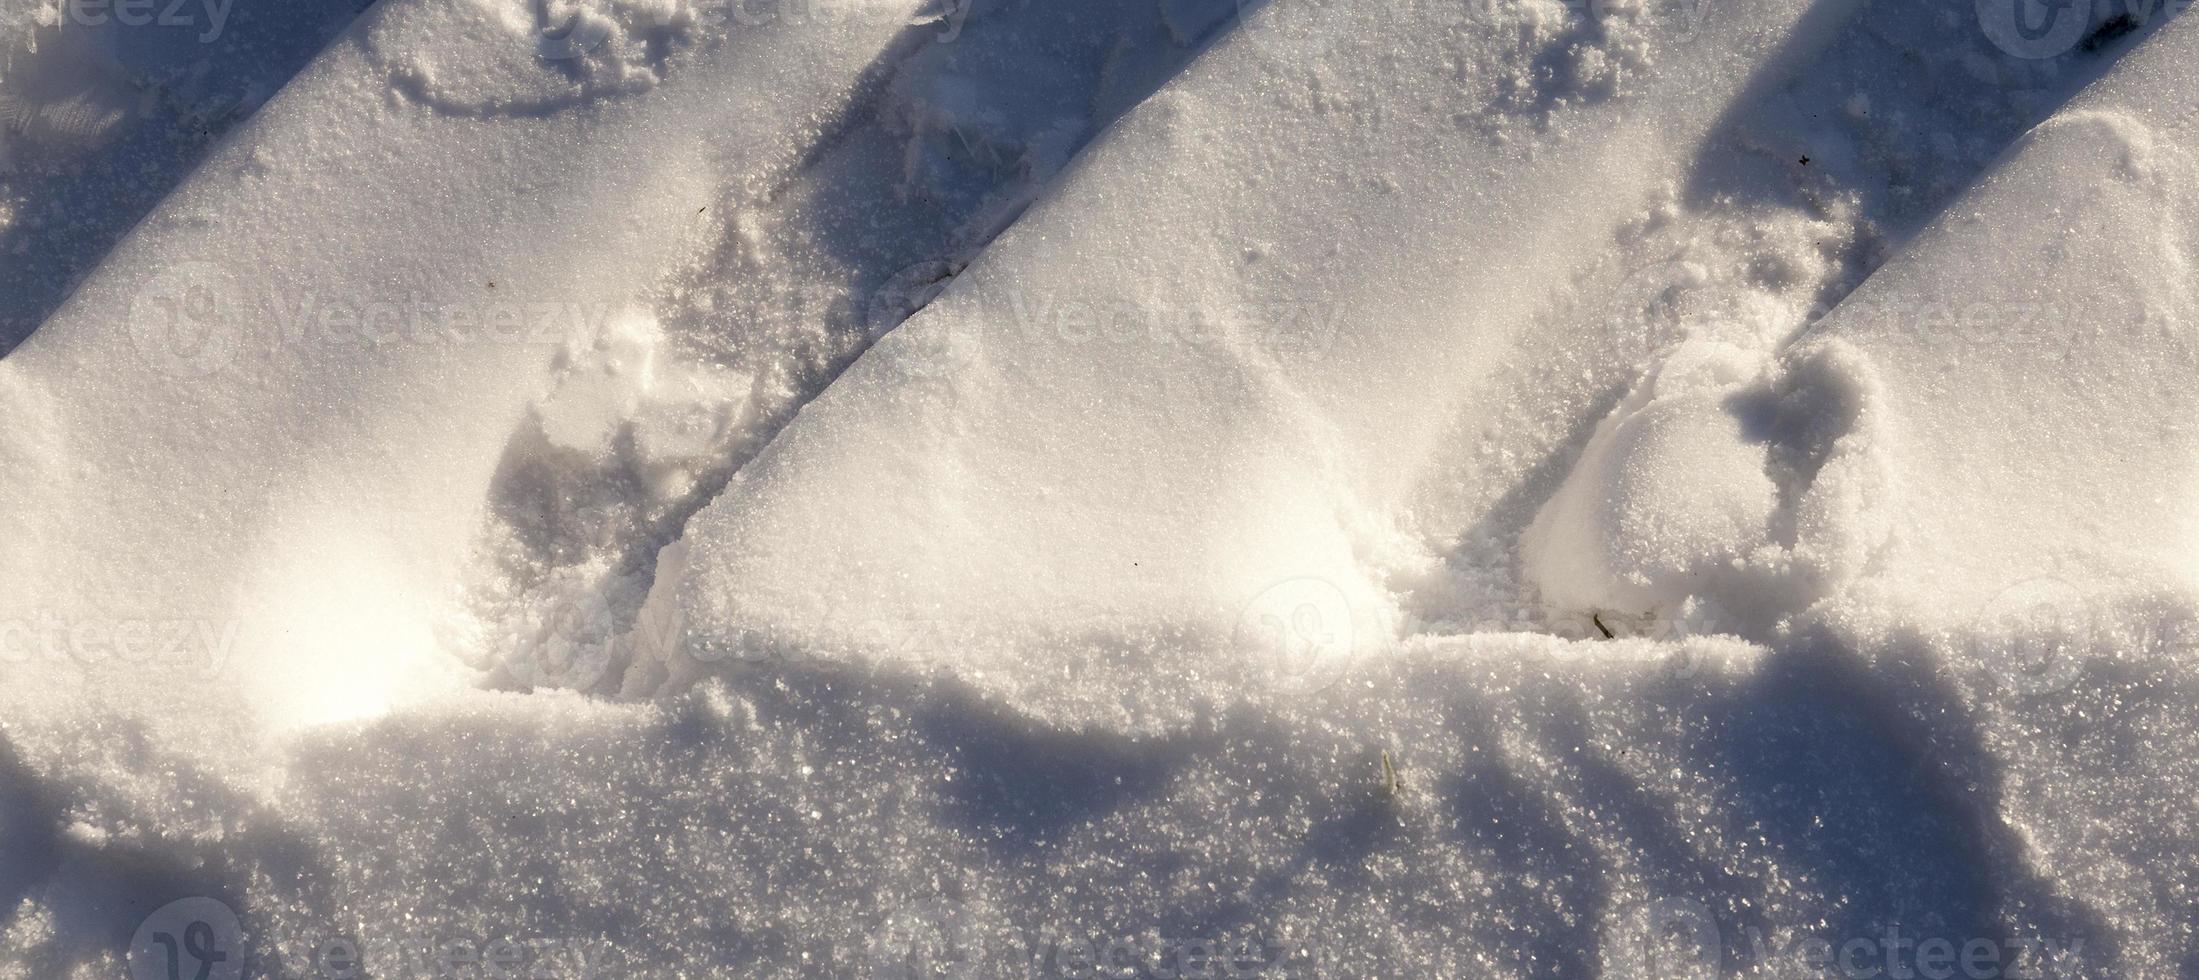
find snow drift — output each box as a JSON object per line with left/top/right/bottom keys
{"left": 4, "top": 0, "right": 2199, "bottom": 976}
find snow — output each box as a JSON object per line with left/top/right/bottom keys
{"left": 653, "top": 0, "right": 1868, "bottom": 701}
{"left": 1521, "top": 339, "right": 1786, "bottom": 621}
{"left": 0, "top": 0, "right": 932, "bottom": 734}
{"left": 4, "top": 0, "right": 2199, "bottom": 976}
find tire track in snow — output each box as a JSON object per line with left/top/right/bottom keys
{"left": 458, "top": 0, "right": 1249, "bottom": 692}
{"left": 0, "top": 0, "right": 380, "bottom": 353}
{"left": 1409, "top": 0, "right": 2188, "bottom": 640}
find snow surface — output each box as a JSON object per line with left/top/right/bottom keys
{"left": 4, "top": 0, "right": 2199, "bottom": 976}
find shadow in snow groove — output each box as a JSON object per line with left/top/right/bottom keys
{"left": 462, "top": 0, "right": 1250, "bottom": 693}
{"left": 1423, "top": 0, "right": 2179, "bottom": 624}
{"left": 0, "top": 0, "right": 378, "bottom": 355}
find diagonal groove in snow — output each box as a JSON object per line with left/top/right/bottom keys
{"left": 461, "top": 0, "right": 1249, "bottom": 692}
{"left": 0, "top": 0, "right": 382, "bottom": 355}
{"left": 1426, "top": 0, "right": 2187, "bottom": 641}
{"left": 1758, "top": 3, "right": 2193, "bottom": 358}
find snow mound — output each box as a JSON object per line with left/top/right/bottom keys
{"left": 1524, "top": 340, "right": 1784, "bottom": 617}
{"left": 1523, "top": 335, "right": 1890, "bottom": 637}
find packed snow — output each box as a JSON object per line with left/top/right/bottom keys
{"left": 3, "top": 0, "right": 2198, "bottom": 976}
